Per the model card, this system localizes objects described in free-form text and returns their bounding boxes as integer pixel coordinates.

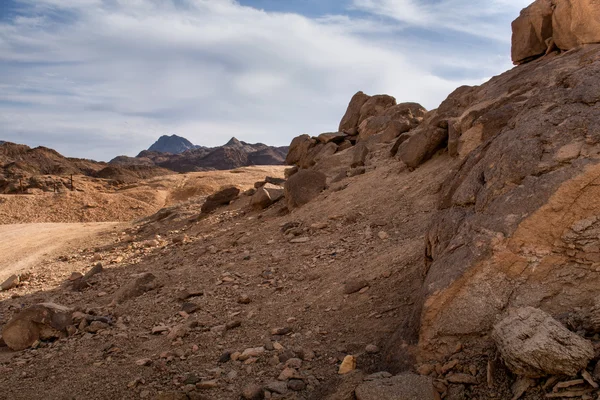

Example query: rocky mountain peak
[224,137,242,147]
[147,134,197,154]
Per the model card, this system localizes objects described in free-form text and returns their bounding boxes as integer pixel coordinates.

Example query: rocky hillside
[3,2,600,400]
[111,137,289,173]
[148,135,199,154]
[0,142,173,193]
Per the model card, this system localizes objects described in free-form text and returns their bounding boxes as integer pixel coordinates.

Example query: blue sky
[0,0,531,161]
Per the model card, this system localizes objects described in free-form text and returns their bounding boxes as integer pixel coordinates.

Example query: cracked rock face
[404,44,600,360]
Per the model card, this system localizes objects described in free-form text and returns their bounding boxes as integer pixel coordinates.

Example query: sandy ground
[0,222,123,282]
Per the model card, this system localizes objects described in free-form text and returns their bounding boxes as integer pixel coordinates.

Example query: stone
[0,275,19,291]
[355,373,435,400]
[238,294,251,304]
[181,302,198,314]
[86,320,109,333]
[338,355,357,374]
[2,303,72,350]
[241,384,264,400]
[278,368,297,381]
[287,379,306,391]
[266,381,288,394]
[135,358,152,366]
[196,380,218,390]
[201,186,240,213]
[112,273,159,305]
[343,279,369,295]
[70,263,103,291]
[286,134,315,166]
[318,132,346,144]
[339,91,371,134]
[351,142,369,168]
[285,358,303,369]
[251,184,284,210]
[271,327,293,335]
[492,307,594,378]
[511,0,553,64]
[446,373,478,385]
[284,169,327,210]
[365,344,379,354]
[239,347,265,361]
[167,324,190,340]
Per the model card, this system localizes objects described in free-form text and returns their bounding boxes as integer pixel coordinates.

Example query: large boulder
[2,303,73,350]
[201,186,240,213]
[553,0,600,50]
[339,91,371,134]
[492,307,594,377]
[251,184,284,210]
[511,0,553,64]
[284,170,327,209]
[358,95,397,125]
[286,134,315,165]
[354,374,435,400]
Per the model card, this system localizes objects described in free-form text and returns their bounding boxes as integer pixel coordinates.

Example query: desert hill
[2,1,600,400]
[111,136,289,173]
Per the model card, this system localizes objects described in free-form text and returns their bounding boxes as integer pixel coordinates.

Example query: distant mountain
[147,134,198,154]
[0,141,173,193]
[0,141,5,145]
[111,137,289,173]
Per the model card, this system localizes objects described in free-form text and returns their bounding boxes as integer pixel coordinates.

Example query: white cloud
[0,0,520,160]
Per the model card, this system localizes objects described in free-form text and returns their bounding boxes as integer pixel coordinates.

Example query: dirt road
[0,223,122,281]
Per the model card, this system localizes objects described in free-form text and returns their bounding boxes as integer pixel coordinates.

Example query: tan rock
[284,169,327,210]
[358,95,396,125]
[553,0,600,51]
[492,307,594,378]
[338,355,357,374]
[511,0,553,64]
[2,303,73,350]
[339,91,371,134]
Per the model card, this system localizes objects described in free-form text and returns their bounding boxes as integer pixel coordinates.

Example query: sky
[0,0,531,161]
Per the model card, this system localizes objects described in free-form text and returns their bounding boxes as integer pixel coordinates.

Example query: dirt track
[0,223,122,281]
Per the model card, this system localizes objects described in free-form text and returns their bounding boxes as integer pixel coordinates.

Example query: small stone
[278,368,297,381]
[238,294,252,304]
[287,379,306,392]
[242,384,264,400]
[273,342,284,351]
[167,324,189,340]
[446,373,478,385]
[266,381,288,394]
[0,275,19,291]
[87,321,109,333]
[364,371,393,381]
[286,358,303,369]
[343,279,368,295]
[136,358,152,366]
[196,380,218,390]
[152,325,169,334]
[239,347,265,361]
[271,327,293,336]
[377,231,389,240]
[226,320,242,330]
[365,344,379,354]
[181,303,198,314]
[339,355,356,374]
[218,351,232,363]
[230,352,242,361]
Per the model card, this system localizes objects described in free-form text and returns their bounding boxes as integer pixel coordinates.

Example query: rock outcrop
[354,374,435,400]
[409,43,600,361]
[512,0,600,64]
